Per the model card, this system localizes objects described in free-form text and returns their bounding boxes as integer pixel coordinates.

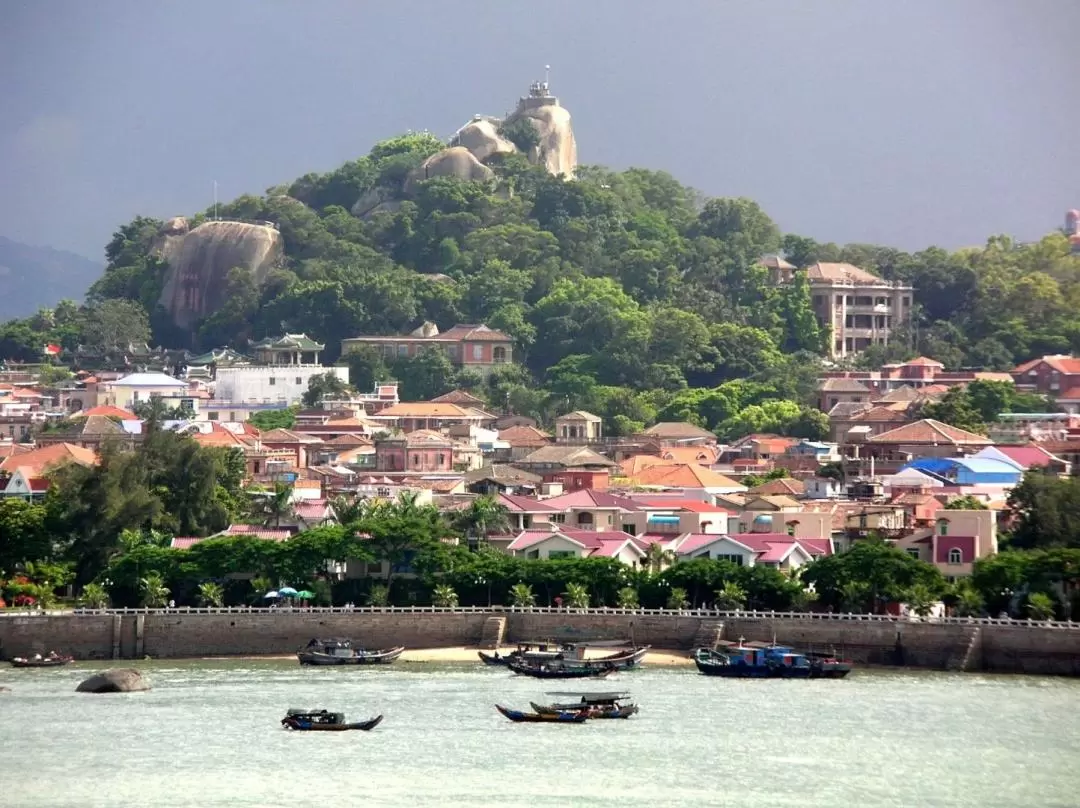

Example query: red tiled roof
[867,419,990,445]
[497,493,560,512]
[540,489,642,511]
[218,525,294,540]
[635,498,729,514]
[78,405,137,419]
[992,445,1062,468]
[506,528,639,554]
[903,356,945,368]
[0,442,98,474]
[1055,386,1080,401]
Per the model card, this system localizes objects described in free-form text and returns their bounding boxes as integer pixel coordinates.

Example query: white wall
[214,366,349,406]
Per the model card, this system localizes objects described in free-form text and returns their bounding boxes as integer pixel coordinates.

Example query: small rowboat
[11,655,73,668]
[297,639,405,666]
[495,704,588,724]
[530,691,639,719]
[281,709,383,731]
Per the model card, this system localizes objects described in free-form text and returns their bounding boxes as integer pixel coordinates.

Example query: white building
[211,334,348,408]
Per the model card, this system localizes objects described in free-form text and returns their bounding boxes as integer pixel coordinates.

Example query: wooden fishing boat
[694,640,851,679]
[508,660,614,679]
[530,691,639,719]
[495,704,589,723]
[297,638,404,666]
[281,708,383,731]
[479,641,648,670]
[10,654,73,668]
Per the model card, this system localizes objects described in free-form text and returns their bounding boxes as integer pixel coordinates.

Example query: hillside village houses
[9,316,1080,598]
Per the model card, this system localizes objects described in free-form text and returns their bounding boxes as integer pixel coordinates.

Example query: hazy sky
[1,0,1077,261]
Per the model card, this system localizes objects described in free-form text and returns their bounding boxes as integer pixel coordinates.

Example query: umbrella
[296,591,315,600]
[263,591,280,599]
[278,586,299,597]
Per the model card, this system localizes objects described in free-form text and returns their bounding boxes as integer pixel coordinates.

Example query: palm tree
[259,482,295,528]
[432,584,459,608]
[714,581,747,611]
[616,586,639,609]
[330,495,366,527]
[643,543,676,575]
[509,583,535,607]
[139,573,170,608]
[79,582,110,609]
[564,582,589,610]
[666,586,690,610]
[197,581,225,607]
[453,496,512,544]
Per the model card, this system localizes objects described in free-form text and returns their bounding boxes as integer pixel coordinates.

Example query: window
[412,454,421,467]
[549,550,576,559]
[948,547,963,564]
[208,412,219,421]
[937,519,949,536]
[436,453,445,467]
[622,523,635,534]
[295,377,302,385]
[527,550,540,559]
[397,345,408,357]
[812,295,823,306]
[253,461,261,474]
[577,512,594,525]
[472,345,483,360]
[550,513,566,523]
[786,521,798,537]
[716,553,744,566]
[268,377,276,386]
[607,514,613,525]
[906,548,920,559]
[493,346,507,363]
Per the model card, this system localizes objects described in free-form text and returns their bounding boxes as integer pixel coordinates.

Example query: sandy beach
[199,647,694,665]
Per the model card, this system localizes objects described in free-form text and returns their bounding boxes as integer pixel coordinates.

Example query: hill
[0,236,102,320]
[2,81,1080,439]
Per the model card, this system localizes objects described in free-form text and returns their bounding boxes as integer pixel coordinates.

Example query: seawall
[2,610,1079,676]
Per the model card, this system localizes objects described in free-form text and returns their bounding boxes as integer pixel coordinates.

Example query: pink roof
[220,525,293,541]
[676,534,742,555]
[677,532,833,560]
[171,537,204,549]
[993,445,1060,469]
[635,498,728,514]
[294,500,331,520]
[498,493,560,512]
[506,528,637,552]
[591,539,643,558]
[539,489,641,511]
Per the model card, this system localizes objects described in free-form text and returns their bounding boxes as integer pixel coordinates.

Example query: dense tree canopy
[4,132,1079,431]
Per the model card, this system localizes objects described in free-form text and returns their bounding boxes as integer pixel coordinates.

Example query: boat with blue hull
[693,640,852,679]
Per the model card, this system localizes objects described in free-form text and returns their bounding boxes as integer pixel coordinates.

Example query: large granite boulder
[404,146,494,194]
[76,668,150,693]
[451,117,517,163]
[506,102,577,178]
[157,220,283,330]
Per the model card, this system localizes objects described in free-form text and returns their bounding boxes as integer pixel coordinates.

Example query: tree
[78,582,110,609]
[509,583,536,607]
[354,492,451,598]
[666,586,690,610]
[254,483,294,528]
[248,407,298,431]
[616,586,639,609]
[367,583,390,607]
[302,372,351,408]
[1005,470,1080,549]
[643,543,676,575]
[918,387,987,434]
[139,573,170,608]
[498,117,541,153]
[944,496,987,511]
[197,581,225,607]
[1026,592,1056,620]
[801,538,946,613]
[341,347,390,393]
[78,299,151,351]
[0,499,50,573]
[390,347,456,401]
[713,581,747,611]
[905,583,938,617]
[451,496,512,543]
[432,584,458,608]
[563,582,590,609]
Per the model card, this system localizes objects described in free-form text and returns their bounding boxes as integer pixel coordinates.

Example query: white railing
[2,606,1077,629]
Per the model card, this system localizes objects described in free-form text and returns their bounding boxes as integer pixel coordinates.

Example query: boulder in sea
[0,686,11,693]
[76,668,150,693]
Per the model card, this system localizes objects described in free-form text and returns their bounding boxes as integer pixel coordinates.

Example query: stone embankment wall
[1,611,1079,675]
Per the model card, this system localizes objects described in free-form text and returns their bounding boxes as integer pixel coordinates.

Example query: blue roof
[902,456,1021,480]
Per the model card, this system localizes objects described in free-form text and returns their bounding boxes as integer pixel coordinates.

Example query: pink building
[341,322,513,377]
[374,430,453,473]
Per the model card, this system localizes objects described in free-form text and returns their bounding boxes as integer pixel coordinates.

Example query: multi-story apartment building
[340,322,513,378]
[767,258,914,358]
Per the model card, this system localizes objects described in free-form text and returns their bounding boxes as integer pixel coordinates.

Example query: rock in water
[157,220,284,330]
[76,669,150,693]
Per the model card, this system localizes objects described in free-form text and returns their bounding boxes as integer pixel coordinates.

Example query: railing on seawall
[4,606,1078,630]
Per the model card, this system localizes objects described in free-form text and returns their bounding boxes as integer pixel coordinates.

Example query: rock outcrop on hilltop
[156,219,283,330]
[406,76,578,193]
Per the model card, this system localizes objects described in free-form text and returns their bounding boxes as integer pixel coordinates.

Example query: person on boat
[32,653,41,661]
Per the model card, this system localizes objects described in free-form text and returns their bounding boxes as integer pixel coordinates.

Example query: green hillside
[3,131,1079,436]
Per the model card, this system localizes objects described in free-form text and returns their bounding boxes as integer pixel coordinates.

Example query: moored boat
[297,638,404,666]
[530,691,639,719]
[508,660,615,679]
[479,641,648,671]
[694,640,851,679]
[495,704,589,723]
[10,653,73,668]
[281,708,383,731]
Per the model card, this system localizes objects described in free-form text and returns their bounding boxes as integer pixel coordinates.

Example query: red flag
[43,344,61,356]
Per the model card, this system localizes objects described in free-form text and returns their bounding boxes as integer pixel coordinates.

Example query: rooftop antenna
[545,64,550,86]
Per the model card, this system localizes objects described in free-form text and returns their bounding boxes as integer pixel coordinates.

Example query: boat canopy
[545,691,631,699]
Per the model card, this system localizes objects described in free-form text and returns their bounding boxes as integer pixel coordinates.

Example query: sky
[1,0,1077,261]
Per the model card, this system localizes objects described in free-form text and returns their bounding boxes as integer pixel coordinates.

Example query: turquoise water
[2,661,1078,807]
